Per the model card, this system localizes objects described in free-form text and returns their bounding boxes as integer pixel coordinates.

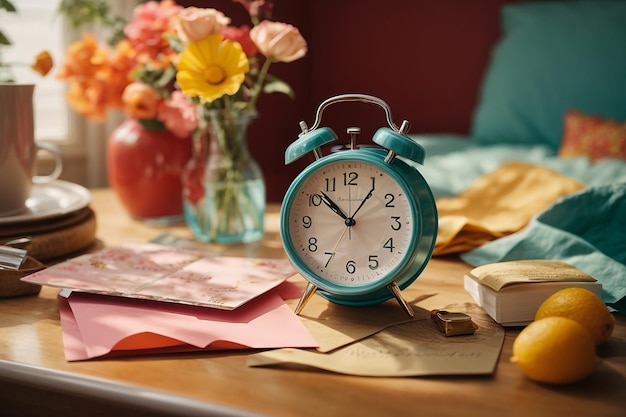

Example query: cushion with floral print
[558,110,626,162]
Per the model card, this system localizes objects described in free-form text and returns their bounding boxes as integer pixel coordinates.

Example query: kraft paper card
[247,303,505,377]
[59,281,318,361]
[291,294,436,352]
[23,242,297,310]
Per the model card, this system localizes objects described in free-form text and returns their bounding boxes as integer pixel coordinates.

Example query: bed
[407,1,626,314]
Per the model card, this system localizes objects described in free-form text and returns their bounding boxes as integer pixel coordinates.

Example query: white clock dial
[286,159,416,291]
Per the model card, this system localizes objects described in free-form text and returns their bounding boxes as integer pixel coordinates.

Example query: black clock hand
[350,187,374,221]
[319,191,349,220]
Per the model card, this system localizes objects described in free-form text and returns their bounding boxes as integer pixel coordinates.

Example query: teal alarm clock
[280,94,438,317]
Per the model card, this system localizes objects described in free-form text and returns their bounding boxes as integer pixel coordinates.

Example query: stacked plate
[0,180,97,263]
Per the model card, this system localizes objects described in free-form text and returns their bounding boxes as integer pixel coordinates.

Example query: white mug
[0,83,63,217]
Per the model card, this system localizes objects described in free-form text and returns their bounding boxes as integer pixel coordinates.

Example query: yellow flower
[175,34,249,103]
[31,50,54,76]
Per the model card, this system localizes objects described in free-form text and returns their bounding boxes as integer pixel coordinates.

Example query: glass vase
[182,110,266,243]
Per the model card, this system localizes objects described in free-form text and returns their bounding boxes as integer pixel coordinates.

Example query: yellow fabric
[433,162,585,255]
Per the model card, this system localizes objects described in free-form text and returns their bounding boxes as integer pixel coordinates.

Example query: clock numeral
[325,177,336,192]
[344,171,358,186]
[302,215,312,229]
[346,260,356,274]
[368,255,379,270]
[383,237,395,252]
[309,193,322,207]
[390,216,401,231]
[308,237,318,252]
[384,193,395,207]
[324,251,334,267]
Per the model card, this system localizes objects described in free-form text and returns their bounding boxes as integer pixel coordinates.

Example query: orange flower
[65,79,108,121]
[103,40,137,110]
[56,33,106,80]
[56,33,110,120]
[57,33,136,119]
[31,51,54,76]
[135,48,177,71]
[122,82,160,119]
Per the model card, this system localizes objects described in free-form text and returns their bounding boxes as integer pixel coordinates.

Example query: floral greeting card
[22,243,298,310]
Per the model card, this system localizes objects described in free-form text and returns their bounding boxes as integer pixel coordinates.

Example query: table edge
[0,359,264,417]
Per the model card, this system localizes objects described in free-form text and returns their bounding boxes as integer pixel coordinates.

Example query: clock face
[283,158,418,295]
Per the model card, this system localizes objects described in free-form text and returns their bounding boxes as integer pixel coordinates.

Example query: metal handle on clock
[299,93,410,135]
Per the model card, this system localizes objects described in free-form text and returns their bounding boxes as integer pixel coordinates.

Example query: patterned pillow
[558,110,626,162]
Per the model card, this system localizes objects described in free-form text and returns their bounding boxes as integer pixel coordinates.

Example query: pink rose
[157,91,198,139]
[176,7,231,44]
[249,20,307,63]
[221,25,258,57]
[122,82,160,120]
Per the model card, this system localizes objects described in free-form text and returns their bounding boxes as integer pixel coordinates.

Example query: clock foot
[295,282,318,315]
[388,281,415,318]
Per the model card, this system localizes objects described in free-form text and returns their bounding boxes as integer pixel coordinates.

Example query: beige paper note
[290,293,435,352]
[247,303,504,377]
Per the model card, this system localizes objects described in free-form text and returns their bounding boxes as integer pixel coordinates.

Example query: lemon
[535,287,615,345]
[511,316,600,384]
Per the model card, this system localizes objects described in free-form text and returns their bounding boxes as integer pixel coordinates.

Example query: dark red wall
[184,0,522,201]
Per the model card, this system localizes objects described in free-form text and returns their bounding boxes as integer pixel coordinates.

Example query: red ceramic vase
[107,118,192,222]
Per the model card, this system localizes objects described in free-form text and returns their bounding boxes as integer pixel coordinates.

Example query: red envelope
[58,281,318,361]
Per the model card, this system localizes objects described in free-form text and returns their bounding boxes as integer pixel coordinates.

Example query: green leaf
[231,101,249,112]
[57,0,125,39]
[0,30,11,46]
[156,65,176,88]
[106,16,127,46]
[0,0,17,13]
[163,33,184,53]
[262,79,295,98]
[138,118,166,131]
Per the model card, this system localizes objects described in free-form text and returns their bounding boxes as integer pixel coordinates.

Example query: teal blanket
[410,135,626,313]
[413,134,626,199]
[462,182,626,314]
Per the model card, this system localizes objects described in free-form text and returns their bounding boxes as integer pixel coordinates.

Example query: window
[4,1,139,187]
[3,0,68,144]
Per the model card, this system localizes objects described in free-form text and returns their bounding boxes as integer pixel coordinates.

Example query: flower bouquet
[56,1,196,222]
[172,1,307,242]
[57,0,307,240]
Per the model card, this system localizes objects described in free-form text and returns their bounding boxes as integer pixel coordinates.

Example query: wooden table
[1,189,624,417]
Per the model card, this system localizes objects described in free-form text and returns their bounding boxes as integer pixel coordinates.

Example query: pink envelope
[59,281,318,361]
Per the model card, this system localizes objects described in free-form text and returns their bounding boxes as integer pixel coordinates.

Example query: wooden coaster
[0,206,93,237]
[1,207,98,262]
[0,256,45,298]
